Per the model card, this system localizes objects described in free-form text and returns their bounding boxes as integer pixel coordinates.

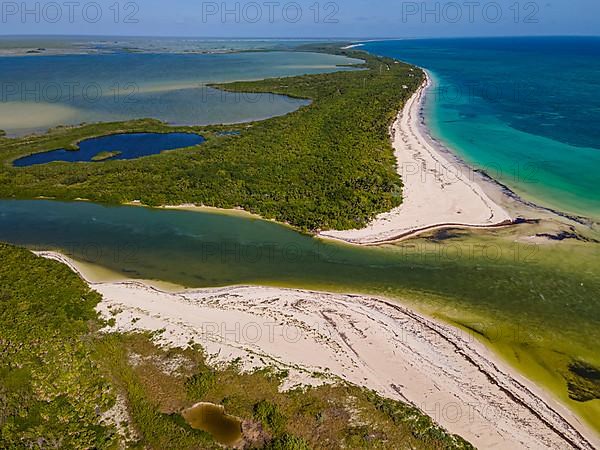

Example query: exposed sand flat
[320,74,512,245]
[37,251,599,450]
[0,102,80,135]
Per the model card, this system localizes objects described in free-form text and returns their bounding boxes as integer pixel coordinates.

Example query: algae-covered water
[182,403,242,446]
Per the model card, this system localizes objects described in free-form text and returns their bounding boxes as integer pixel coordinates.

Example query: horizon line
[1,33,599,40]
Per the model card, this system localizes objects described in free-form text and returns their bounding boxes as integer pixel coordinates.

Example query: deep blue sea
[363,37,600,219]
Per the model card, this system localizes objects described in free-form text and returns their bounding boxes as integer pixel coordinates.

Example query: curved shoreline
[412,70,597,230]
[159,65,596,244]
[148,70,521,246]
[319,72,514,245]
[36,250,600,450]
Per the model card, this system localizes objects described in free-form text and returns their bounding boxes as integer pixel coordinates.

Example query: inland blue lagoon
[362,37,600,219]
[13,132,205,166]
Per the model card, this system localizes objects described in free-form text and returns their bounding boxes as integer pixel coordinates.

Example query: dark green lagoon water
[0,200,596,345]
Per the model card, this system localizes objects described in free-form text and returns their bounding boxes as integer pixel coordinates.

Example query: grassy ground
[0,243,473,449]
[0,243,115,448]
[0,49,423,231]
[91,151,123,162]
[95,332,473,449]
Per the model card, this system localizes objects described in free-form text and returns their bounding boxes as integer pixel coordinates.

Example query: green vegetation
[93,335,219,449]
[0,49,423,231]
[91,150,122,162]
[0,244,115,448]
[184,370,217,400]
[98,334,473,449]
[0,243,473,448]
[254,400,287,434]
[264,434,311,450]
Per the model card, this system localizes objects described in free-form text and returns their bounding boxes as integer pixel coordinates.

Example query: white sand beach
[320,74,513,245]
[37,251,599,450]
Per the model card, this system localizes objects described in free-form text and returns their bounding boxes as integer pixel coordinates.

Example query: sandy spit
[320,73,513,245]
[37,251,598,450]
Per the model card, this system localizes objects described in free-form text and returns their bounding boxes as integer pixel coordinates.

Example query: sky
[0,0,598,37]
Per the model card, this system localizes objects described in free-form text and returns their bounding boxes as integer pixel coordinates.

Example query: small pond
[182,402,243,446]
[13,132,205,167]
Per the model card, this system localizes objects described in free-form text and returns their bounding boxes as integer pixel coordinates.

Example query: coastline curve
[320,71,513,245]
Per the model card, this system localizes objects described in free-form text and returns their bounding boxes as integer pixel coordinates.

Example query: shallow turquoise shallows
[362,37,600,219]
[13,133,204,166]
[0,51,361,137]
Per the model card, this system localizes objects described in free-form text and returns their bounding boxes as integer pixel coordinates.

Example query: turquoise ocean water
[362,37,600,219]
